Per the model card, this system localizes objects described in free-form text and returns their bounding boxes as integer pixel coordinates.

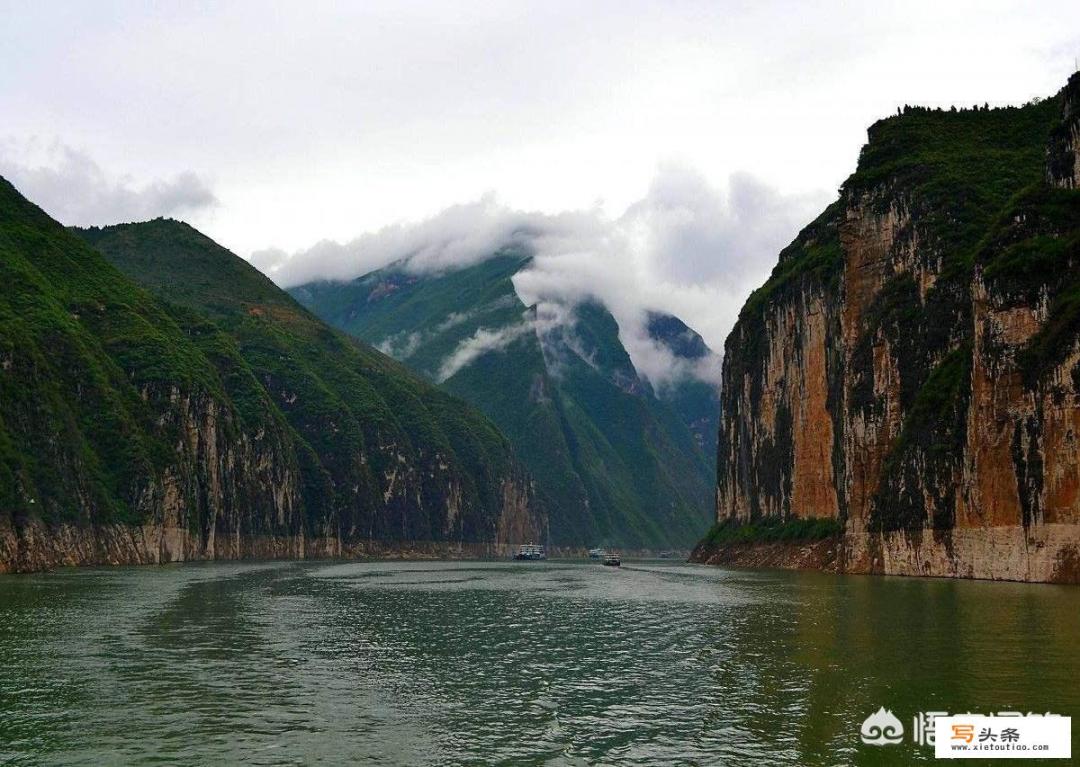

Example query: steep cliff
[0,178,543,573]
[698,73,1080,583]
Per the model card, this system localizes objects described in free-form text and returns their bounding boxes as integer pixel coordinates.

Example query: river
[0,560,1077,765]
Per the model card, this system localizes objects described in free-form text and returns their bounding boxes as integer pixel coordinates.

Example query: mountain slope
[0,176,543,572]
[77,219,543,553]
[291,253,717,548]
[696,73,1080,583]
[0,176,308,570]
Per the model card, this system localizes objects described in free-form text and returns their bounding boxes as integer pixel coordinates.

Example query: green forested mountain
[291,253,718,548]
[0,177,542,572]
[0,177,261,530]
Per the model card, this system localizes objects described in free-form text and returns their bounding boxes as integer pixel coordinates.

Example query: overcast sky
[3,0,1079,352]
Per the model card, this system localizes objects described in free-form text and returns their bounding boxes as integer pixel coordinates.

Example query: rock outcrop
[700,73,1080,583]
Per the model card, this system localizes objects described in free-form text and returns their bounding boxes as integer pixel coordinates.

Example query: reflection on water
[0,560,1077,765]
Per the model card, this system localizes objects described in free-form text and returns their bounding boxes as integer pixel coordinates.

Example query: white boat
[514,544,546,561]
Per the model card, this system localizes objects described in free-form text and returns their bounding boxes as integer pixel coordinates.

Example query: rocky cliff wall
[703,74,1080,583]
[0,371,545,573]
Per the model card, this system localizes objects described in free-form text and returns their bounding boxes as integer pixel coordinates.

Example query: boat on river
[603,553,621,567]
[588,548,605,559]
[514,544,546,561]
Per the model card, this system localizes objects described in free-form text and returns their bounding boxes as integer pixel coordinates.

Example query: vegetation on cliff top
[854,99,1060,265]
[738,98,1061,332]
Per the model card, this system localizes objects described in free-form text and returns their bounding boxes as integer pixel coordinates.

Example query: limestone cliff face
[0,384,304,572]
[0,379,545,573]
[709,74,1080,583]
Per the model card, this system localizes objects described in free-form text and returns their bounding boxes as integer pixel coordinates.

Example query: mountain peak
[645,312,710,360]
[76,218,293,318]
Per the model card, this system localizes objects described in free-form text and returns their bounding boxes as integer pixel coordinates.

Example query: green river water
[0,560,1077,765]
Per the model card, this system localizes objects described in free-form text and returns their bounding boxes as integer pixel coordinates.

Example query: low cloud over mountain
[254,164,829,382]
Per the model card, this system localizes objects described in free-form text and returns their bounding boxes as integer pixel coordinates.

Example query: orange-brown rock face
[717,258,843,525]
[839,197,917,532]
[708,73,1080,583]
[788,292,840,521]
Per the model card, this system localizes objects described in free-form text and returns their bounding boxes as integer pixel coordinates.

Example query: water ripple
[1,561,1078,765]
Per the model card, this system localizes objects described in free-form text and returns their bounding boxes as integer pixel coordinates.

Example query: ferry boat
[602,553,621,567]
[514,544,546,561]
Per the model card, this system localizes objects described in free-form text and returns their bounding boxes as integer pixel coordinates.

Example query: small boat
[587,548,605,559]
[514,543,546,561]
[602,553,621,567]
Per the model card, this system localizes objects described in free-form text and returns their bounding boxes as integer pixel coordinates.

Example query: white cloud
[260,163,828,388]
[436,320,534,383]
[619,333,725,394]
[371,297,521,366]
[253,194,601,287]
[0,139,217,226]
[530,301,587,381]
[0,133,825,389]
[511,165,828,375]
[376,331,424,361]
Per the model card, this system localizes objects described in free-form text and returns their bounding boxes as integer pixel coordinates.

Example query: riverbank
[0,520,497,574]
[689,526,1080,584]
[0,519,680,574]
[689,537,841,573]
